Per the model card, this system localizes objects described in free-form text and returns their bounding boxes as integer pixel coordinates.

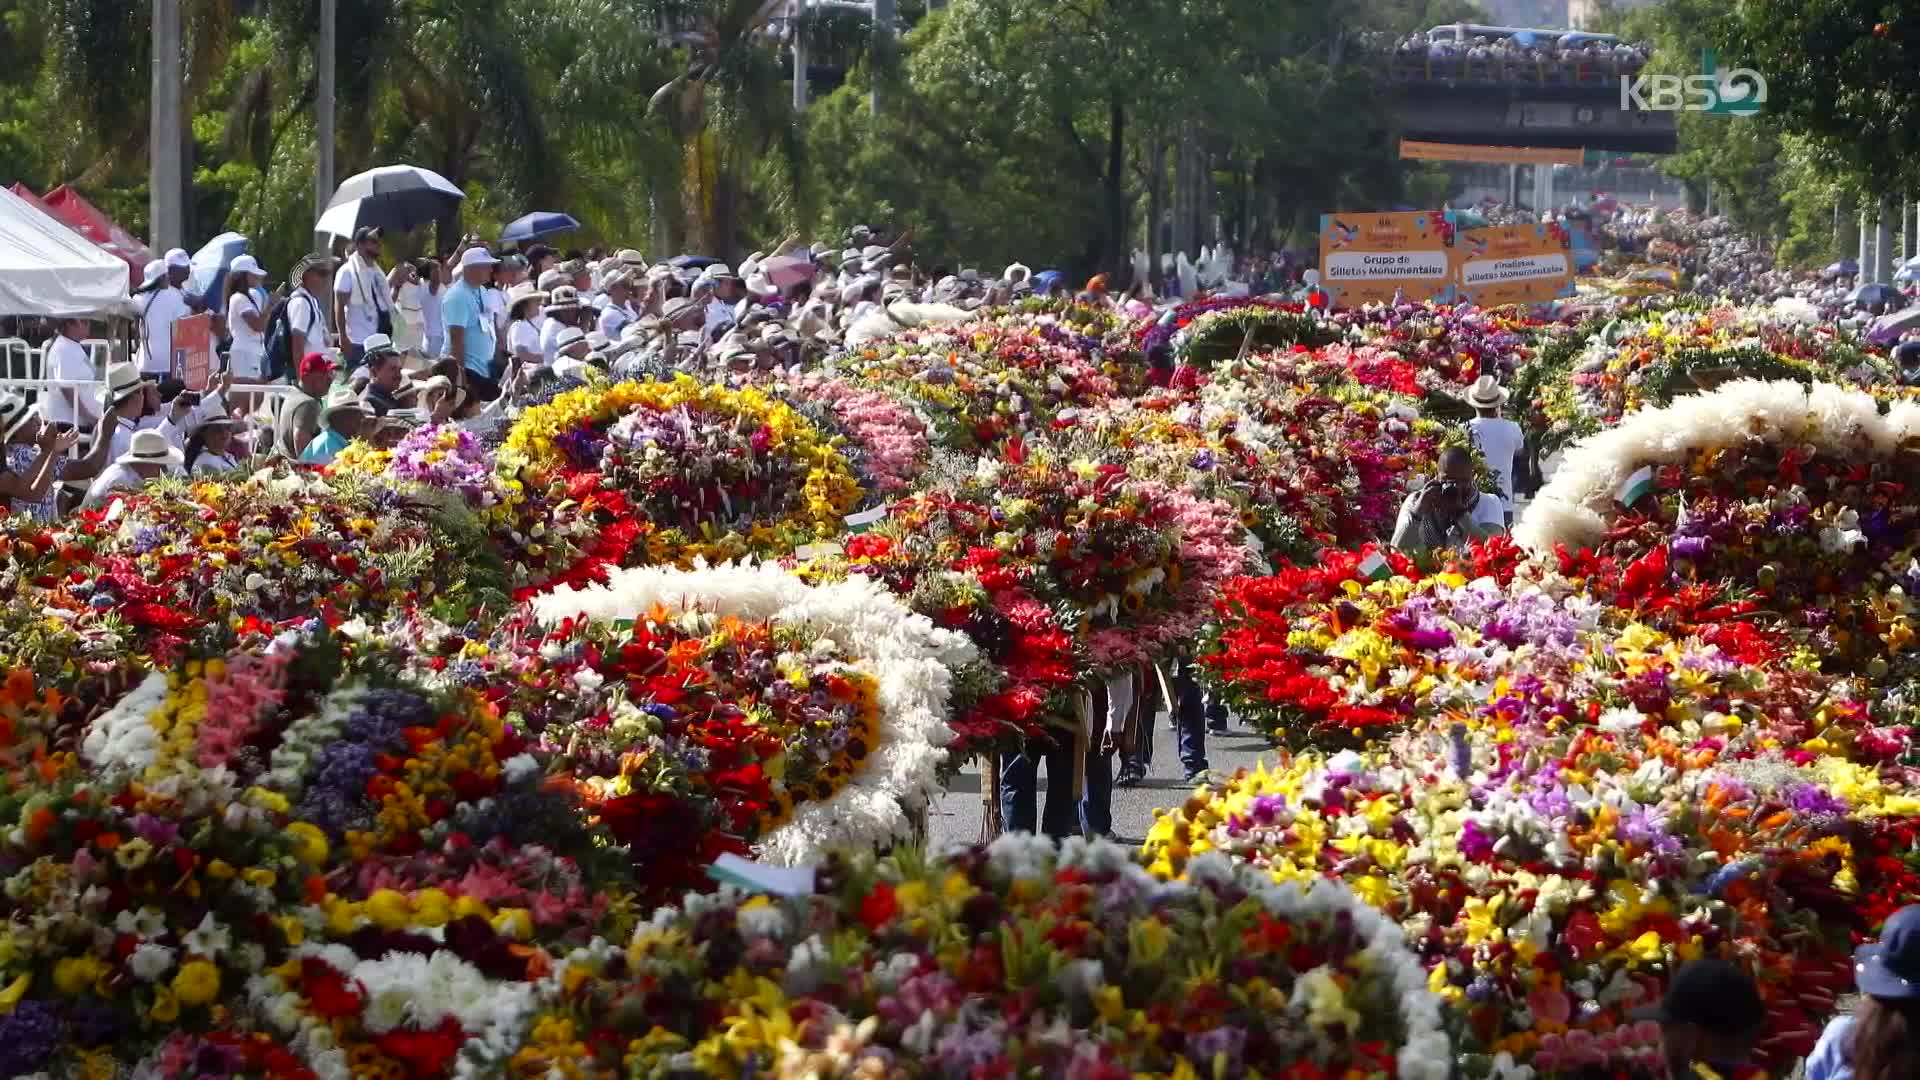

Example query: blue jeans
[1081,672,1133,837]
[999,736,1078,838]
[1173,656,1216,773]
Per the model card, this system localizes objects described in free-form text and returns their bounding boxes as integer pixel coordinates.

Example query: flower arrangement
[0,636,619,1077]
[527,561,976,870]
[534,835,1452,1079]
[834,322,1118,452]
[0,468,507,678]
[498,377,865,581]
[1146,651,1916,1075]
[1518,380,1920,676]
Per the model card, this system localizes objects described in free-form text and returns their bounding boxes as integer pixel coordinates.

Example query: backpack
[261,293,300,382]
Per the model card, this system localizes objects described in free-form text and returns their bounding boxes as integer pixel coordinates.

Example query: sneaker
[1115,764,1146,788]
[1183,767,1218,786]
[1206,722,1228,734]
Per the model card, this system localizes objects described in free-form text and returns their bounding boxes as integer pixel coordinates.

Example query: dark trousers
[999,736,1080,838]
[1172,656,1216,773]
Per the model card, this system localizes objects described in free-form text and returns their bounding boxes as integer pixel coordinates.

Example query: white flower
[572,668,606,693]
[115,906,168,939]
[182,913,231,959]
[128,942,176,982]
[502,754,541,784]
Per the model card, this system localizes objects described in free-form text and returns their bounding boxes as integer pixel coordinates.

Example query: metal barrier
[0,378,303,461]
[0,338,120,382]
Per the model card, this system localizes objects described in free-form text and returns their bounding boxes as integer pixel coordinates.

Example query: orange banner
[1453,222,1577,307]
[1317,212,1458,308]
[1399,140,1585,166]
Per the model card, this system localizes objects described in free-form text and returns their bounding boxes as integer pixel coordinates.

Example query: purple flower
[0,1000,65,1075]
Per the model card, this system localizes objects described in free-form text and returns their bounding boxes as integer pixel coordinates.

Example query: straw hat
[1466,375,1509,408]
[0,391,35,443]
[506,282,548,317]
[100,362,151,409]
[543,286,583,314]
[321,386,368,423]
[117,428,183,469]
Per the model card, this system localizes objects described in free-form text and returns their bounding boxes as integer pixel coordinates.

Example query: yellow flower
[149,986,180,1024]
[412,888,453,927]
[363,889,412,931]
[53,955,108,996]
[284,822,330,866]
[171,960,220,1007]
[492,908,534,941]
[0,973,31,1014]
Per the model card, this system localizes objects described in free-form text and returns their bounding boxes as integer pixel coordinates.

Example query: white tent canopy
[0,184,132,317]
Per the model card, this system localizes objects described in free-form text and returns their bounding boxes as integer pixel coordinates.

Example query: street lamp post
[149,0,184,251]
[317,0,337,221]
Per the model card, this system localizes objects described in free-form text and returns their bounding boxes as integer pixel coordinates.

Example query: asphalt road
[926,711,1281,849]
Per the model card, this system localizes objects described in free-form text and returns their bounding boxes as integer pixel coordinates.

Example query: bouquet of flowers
[498,377,865,581]
[0,468,506,678]
[834,322,1118,452]
[528,835,1453,1079]
[0,635,618,1077]
[1146,663,1917,1076]
[1519,380,1920,676]
[525,561,976,873]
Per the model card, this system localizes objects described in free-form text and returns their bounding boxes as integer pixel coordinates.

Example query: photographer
[1391,446,1506,555]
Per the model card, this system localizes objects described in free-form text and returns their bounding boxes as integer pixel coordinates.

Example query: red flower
[375,1019,466,1076]
[301,957,365,1020]
[859,881,898,930]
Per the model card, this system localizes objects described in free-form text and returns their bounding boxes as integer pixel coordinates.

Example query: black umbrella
[316,165,466,237]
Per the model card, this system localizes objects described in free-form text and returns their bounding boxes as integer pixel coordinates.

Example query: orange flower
[25,806,54,845]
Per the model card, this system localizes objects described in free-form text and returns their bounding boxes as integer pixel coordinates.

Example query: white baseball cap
[229,254,264,277]
[459,246,500,268]
[164,248,192,270]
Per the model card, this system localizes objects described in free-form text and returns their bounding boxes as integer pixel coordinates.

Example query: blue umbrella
[188,232,250,309]
[1896,257,1920,284]
[500,211,581,245]
[668,254,721,270]
[1825,258,1860,277]
[1032,270,1066,291]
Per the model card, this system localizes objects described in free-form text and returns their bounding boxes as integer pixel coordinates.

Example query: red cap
[297,352,337,378]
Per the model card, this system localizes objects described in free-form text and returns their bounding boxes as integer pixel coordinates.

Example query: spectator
[83,428,181,508]
[1807,904,1920,1080]
[42,315,101,430]
[333,226,393,369]
[443,246,502,401]
[360,337,408,417]
[1630,959,1767,1079]
[276,352,337,459]
[225,254,270,382]
[300,388,368,465]
[540,286,586,369]
[137,249,197,377]
[285,254,334,368]
[1465,376,1524,507]
[1390,446,1506,554]
[185,415,245,475]
[0,393,82,513]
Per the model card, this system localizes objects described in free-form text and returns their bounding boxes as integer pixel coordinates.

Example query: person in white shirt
[185,414,245,475]
[83,428,183,509]
[540,287,584,368]
[287,254,335,371]
[138,249,197,377]
[596,270,640,339]
[98,362,232,461]
[415,258,446,357]
[1464,375,1525,508]
[504,282,546,372]
[333,226,392,368]
[1390,447,1507,555]
[42,316,101,430]
[224,254,270,380]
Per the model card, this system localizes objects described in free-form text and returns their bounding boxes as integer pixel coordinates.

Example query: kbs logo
[1621,52,1765,115]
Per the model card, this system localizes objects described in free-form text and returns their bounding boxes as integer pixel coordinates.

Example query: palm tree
[639,0,808,260]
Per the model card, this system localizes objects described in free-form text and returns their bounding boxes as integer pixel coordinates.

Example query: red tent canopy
[31,185,152,289]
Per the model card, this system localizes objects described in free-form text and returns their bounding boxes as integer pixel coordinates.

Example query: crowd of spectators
[1375,30,1652,84]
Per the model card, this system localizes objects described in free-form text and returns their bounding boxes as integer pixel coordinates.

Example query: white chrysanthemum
[127,942,176,982]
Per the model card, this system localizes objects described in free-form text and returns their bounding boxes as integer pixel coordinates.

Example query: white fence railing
[0,338,117,382]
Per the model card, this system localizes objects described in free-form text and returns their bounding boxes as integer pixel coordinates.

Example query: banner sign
[1316,213,1576,309]
[1317,212,1458,308]
[1399,140,1585,166]
[1450,220,1577,306]
[170,313,213,391]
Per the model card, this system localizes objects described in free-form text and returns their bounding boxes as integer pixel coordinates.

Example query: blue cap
[1858,904,1920,1000]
